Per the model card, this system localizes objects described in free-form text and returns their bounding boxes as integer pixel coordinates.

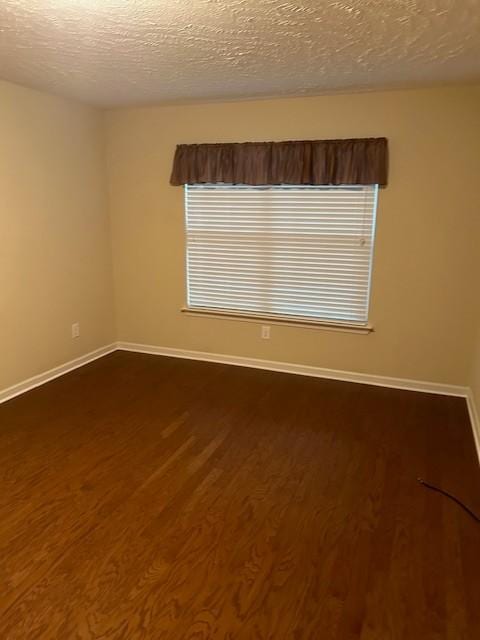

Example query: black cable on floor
[417,478,480,523]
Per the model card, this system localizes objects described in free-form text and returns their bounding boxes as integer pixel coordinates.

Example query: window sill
[181,308,374,335]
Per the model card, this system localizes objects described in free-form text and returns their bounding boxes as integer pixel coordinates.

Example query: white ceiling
[0,0,479,107]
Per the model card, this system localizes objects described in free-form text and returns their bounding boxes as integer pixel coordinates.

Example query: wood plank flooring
[1,351,479,639]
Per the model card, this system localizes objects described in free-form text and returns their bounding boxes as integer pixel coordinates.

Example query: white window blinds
[185,184,378,325]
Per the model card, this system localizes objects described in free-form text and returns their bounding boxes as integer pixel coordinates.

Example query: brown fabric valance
[170,137,388,186]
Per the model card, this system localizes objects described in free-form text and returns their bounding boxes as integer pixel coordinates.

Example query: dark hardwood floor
[1,351,479,639]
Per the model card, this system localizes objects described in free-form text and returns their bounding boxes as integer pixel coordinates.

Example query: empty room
[1,1,480,638]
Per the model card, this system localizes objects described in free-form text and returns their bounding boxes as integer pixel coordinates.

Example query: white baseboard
[466,390,480,464]
[118,341,480,464]
[1,339,477,465]
[116,341,469,398]
[0,344,117,405]
[1,340,468,405]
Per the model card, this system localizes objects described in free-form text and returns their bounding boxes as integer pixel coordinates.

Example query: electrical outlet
[71,322,80,339]
[261,325,270,339]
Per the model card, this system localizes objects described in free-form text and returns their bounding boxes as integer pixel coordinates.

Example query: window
[184,184,378,327]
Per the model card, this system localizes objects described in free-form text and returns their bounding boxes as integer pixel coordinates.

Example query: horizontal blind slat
[189,284,367,302]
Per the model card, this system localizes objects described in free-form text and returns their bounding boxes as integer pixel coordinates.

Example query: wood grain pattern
[1,351,479,639]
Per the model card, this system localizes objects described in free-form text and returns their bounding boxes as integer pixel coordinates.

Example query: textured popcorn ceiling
[0,0,479,107]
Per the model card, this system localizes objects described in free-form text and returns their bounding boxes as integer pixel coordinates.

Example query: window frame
[182,183,378,333]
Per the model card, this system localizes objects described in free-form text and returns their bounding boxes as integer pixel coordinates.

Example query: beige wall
[469,208,480,410]
[468,179,480,417]
[471,328,480,413]
[0,80,115,391]
[3,81,477,393]
[105,85,480,386]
